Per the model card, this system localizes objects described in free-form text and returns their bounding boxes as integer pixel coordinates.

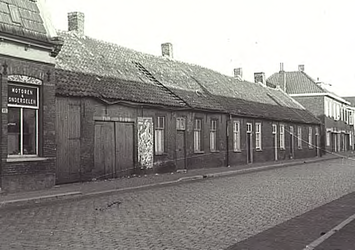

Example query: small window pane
[23,109,37,155]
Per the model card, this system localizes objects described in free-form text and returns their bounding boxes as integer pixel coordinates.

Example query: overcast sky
[45,0,355,96]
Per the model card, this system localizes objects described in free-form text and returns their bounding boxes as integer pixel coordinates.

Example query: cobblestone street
[1,158,355,250]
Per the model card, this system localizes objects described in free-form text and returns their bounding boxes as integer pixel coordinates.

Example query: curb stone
[0,156,343,209]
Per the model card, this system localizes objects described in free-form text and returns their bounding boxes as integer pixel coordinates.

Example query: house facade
[267,64,354,154]
[52,12,321,185]
[0,0,62,192]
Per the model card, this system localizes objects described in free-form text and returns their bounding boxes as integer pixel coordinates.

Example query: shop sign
[8,84,38,107]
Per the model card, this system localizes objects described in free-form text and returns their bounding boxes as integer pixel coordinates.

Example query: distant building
[267,64,353,153]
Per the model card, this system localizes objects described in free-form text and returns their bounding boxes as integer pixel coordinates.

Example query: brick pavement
[1,152,351,208]
[1,157,355,249]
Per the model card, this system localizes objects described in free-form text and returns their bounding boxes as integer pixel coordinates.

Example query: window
[247,123,252,133]
[297,126,302,149]
[176,117,186,130]
[308,127,313,148]
[210,119,217,152]
[8,4,22,25]
[350,111,354,125]
[233,121,241,151]
[194,119,202,152]
[8,84,39,156]
[280,124,285,149]
[272,124,277,134]
[255,123,262,150]
[154,116,165,155]
[326,131,331,146]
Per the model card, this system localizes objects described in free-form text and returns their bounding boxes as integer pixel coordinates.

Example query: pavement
[0,151,353,209]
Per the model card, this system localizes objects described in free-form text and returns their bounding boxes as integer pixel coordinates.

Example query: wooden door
[115,122,134,177]
[94,122,115,179]
[176,131,186,170]
[290,134,294,158]
[273,134,278,161]
[56,98,81,184]
[246,133,253,164]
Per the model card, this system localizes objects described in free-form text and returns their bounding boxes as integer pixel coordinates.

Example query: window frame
[308,126,313,149]
[7,83,40,157]
[297,126,302,149]
[272,124,277,134]
[210,119,218,152]
[255,122,262,150]
[280,124,285,149]
[176,117,186,131]
[233,121,241,152]
[194,118,203,152]
[154,116,165,155]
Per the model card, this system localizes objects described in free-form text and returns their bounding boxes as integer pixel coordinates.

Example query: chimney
[278,62,287,92]
[298,64,305,72]
[161,43,173,58]
[68,12,85,36]
[279,62,284,72]
[233,68,243,79]
[254,72,266,85]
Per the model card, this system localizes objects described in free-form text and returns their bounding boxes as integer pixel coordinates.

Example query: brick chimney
[254,72,266,85]
[298,64,305,72]
[68,12,85,36]
[161,43,173,58]
[233,68,243,79]
[278,62,287,92]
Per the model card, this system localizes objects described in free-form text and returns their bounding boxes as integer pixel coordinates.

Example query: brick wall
[0,56,56,193]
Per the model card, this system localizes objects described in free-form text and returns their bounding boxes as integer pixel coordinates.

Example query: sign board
[8,84,38,108]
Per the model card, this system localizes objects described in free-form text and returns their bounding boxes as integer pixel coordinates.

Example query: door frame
[272,124,278,161]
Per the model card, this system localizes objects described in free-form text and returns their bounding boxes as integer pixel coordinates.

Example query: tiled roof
[55,31,320,124]
[0,0,53,43]
[343,96,355,107]
[267,71,326,94]
[55,69,187,108]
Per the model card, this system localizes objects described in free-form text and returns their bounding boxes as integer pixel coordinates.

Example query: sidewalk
[0,152,353,209]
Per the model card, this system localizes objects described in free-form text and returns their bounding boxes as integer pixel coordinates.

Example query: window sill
[6,157,51,163]
[233,150,242,153]
[255,149,262,152]
[210,150,220,153]
[280,148,286,151]
[298,147,303,150]
[194,151,205,154]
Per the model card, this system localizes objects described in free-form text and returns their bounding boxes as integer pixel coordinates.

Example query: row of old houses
[0,0,352,193]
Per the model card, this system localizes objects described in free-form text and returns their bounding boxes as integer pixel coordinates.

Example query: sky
[45,0,355,96]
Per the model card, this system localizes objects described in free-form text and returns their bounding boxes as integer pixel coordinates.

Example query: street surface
[1,158,355,250]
